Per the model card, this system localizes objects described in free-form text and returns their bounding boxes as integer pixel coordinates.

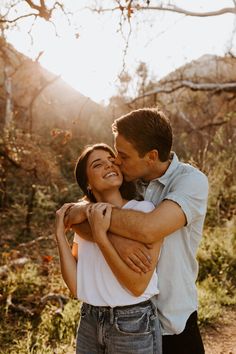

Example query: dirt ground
[202,306,236,354]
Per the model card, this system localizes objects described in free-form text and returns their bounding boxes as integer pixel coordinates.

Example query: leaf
[41,255,53,263]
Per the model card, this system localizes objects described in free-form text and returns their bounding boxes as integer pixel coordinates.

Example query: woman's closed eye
[93,163,102,168]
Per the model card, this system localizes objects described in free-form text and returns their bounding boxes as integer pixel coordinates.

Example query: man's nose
[114,155,121,166]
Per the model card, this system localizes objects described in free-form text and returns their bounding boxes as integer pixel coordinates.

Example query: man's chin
[123,174,132,182]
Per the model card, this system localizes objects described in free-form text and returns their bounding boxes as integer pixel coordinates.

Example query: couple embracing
[55,108,208,354]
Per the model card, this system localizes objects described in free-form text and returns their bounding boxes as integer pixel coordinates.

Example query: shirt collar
[158,152,179,185]
[137,152,179,188]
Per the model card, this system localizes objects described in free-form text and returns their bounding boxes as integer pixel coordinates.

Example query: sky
[4,0,236,104]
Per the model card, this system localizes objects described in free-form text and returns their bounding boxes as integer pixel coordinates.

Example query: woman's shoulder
[123,199,155,212]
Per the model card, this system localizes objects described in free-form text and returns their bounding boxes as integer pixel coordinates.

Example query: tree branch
[128,81,236,104]
[0,257,29,277]
[91,4,236,17]
[0,13,36,24]
[134,4,236,17]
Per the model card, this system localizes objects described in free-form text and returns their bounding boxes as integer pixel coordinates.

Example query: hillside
[0,38,111,143]
[131,54,236,155]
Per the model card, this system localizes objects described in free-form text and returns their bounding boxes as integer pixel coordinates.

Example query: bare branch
[0,257,29,277]
[0,13,37,24]
[134,4,236,17]
[35,50,44,62]
[196,120,229,131]
[25,0,42,12]
[90,3,236,17]
[6,293,35,316]
[40,293,69,307]
[129,81,236,104]
[17,234,54,248]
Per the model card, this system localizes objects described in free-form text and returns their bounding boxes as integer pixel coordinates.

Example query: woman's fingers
[56,203,75,215]
[56,203,75,225]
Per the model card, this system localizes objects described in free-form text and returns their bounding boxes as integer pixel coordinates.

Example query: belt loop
[150,296,158,318]
[110,308,114,325]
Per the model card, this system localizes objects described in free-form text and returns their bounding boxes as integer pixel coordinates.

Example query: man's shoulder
[176,160,208,182]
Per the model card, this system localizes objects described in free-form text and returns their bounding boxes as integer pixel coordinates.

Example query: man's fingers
[128,254,150,273]
[125,258,142,274]
[136,249,152,266]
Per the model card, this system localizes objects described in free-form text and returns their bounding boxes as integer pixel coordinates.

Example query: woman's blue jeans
[76,298,162,354]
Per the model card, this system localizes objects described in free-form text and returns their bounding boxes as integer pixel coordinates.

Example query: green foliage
[198,219,236,324]
[0,261,81,354]
[203,125,236,226]
[0,108,235,350]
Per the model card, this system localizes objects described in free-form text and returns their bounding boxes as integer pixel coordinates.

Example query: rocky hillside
[131,54,236,154]
[0,38,111,143]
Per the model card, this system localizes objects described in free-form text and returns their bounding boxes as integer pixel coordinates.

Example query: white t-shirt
[74,199,159,307]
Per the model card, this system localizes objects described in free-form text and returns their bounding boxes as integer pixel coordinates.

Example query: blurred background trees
[0,1,235,353]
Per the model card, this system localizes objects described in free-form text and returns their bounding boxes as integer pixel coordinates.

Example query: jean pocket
[115,310,152,335]
[80,304,88,319]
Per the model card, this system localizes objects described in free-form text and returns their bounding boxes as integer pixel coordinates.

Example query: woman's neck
[94,189,127,208]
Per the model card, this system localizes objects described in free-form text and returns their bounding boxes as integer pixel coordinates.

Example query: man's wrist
[68,202,90,226]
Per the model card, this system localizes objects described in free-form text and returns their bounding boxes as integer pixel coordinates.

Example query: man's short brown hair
[112,108,172,162]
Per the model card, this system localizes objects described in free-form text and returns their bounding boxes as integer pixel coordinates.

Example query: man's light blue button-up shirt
[140,152,209,335]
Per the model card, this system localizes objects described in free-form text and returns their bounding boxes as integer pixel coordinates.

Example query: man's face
[114,134,150,182]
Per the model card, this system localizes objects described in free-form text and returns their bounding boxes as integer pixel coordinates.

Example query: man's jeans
[76,298,162,354]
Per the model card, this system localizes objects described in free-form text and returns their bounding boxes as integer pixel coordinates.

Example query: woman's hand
[56,203,75,238]
[64,200,90,229]
[86,203,112,244]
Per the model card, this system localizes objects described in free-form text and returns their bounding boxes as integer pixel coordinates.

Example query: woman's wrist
[94,231,109,246]
[56,230,66,241]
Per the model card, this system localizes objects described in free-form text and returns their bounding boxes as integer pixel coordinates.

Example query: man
[67,108,208,354]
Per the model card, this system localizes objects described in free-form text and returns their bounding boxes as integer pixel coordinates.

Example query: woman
[55,143,162,354]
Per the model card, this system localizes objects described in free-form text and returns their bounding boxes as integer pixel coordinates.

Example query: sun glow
[6,0,236,104]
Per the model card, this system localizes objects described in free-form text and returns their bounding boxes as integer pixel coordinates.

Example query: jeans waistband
[82,297,158,325]
[83,297,157,314]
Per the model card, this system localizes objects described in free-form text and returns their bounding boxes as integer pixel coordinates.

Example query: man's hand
[64,200,90,229]
[110,235,153,273]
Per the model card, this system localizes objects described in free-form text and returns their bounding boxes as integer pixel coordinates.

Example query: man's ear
[146,149,159,163]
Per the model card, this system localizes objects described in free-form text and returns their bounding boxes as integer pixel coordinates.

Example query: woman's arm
[87,203,162,297]
[55,203,77,297]
[66,203,153,273]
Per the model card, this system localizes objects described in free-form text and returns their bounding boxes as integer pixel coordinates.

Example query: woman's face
[86,149,123,194]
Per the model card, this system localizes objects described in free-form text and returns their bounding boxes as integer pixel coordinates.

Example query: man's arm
[109,171,208,243]
[109,199,186,244]
[66,203,153,273]
[70,220,152,273]
[66,197,186,244]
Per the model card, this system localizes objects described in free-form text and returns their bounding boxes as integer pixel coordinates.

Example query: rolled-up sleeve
[164,171,209,225]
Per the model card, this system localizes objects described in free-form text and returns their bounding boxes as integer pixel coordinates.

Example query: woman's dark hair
[74,143,139,202]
